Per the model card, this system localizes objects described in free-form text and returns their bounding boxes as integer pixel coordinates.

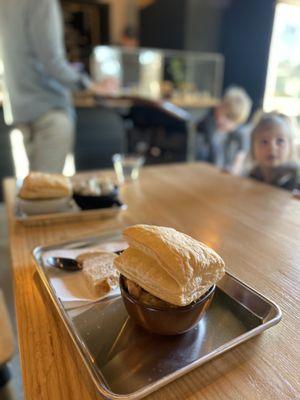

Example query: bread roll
[19,172,72,199]
[114,224,225,306]
[77,251,119,297]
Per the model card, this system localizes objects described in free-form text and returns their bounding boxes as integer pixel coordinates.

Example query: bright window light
[264,2,300,116]
[63,153,76,176]
[10,129,29,179]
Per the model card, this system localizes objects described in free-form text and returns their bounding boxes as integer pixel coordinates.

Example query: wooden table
[4,163,300,399]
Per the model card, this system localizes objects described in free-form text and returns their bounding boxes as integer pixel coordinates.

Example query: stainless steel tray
[15,199,127,226]
[13,177,127,226]
[32,230,281,400]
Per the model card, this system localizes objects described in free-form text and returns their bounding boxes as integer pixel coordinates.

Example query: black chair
[125,102,189,164]
[0,290,14,389]
[75,107,126,171]
[0,109,14,201]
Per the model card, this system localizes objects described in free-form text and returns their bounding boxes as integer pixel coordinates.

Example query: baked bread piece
[114,224,225,306]
[19,172,72,199]
[76,251,119,297]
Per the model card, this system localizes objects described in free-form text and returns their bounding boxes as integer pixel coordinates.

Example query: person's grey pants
[18,109,75,173]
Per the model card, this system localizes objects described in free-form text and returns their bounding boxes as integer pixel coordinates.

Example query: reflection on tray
[70,288,263,395]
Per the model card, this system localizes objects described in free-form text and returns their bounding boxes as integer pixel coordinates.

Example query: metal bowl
[120,275,215,335]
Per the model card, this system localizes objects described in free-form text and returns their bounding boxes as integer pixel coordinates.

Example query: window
[264,1,300,117]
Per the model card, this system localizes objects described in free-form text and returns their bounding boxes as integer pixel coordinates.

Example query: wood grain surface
[4,163,300,400]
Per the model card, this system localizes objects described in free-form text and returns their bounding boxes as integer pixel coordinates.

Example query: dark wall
[140,0,276,112]
[0,109,14,201]
[220,0,276,110]
[140,0,186,50]
[184,0,227,52]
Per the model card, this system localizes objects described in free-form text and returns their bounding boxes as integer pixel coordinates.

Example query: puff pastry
[77,251,119,297]
[19,172,72,199]
[114,225,225,306]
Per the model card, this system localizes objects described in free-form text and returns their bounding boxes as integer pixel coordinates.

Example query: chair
[0,290,14,388]
[125,102,189,163]
[0,110,14,201]
[75,107,126,171]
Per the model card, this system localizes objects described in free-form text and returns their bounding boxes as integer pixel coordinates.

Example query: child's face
[254,125,291,168]
[214,105,238,133]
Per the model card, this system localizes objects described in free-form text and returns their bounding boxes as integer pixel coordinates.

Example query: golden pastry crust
[19,172,72,199]
[114,224,225,306]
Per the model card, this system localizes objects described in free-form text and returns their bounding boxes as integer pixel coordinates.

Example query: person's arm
[27,0,91,91]
[292,166,300,198]
[226,126,250,175]
[228,150,247,175]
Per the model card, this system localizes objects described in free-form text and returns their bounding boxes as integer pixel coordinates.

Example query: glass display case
[90,46,224,109]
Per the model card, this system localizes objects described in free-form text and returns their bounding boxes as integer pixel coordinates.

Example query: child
[248,112,300,191]
[196,86,252,172]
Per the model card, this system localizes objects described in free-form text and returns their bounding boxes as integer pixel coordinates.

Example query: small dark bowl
[73,187,119,210]
[120,275,215,335]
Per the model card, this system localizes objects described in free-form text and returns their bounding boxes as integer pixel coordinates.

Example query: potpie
[114,224,225,306]
[19,172,72,199]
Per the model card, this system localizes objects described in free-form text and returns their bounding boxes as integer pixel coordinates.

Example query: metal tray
[32,230,281,400]
[13,177,127,226]
[15,199,127,226]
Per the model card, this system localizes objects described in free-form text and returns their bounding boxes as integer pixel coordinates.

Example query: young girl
[249,112,300,191]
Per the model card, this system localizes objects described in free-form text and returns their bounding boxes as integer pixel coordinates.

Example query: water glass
[112,154,145,183]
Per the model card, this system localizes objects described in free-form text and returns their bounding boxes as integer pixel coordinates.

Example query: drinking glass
[112,154,145,183]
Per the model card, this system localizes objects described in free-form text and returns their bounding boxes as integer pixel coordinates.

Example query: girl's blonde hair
[250,111,295,162]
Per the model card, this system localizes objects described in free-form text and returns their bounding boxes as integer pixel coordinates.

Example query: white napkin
[42,240,128,309]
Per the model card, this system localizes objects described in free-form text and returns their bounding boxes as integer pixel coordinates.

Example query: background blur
[1,0,300,201]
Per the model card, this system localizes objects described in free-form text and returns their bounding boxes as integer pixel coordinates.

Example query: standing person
[196,86,252,173]
[119,26,139,49]
[0,0,114,173]
[248,112,300,191]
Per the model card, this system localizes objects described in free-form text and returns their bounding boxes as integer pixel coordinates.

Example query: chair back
[75,107,126,171]
[0,109,14,201]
